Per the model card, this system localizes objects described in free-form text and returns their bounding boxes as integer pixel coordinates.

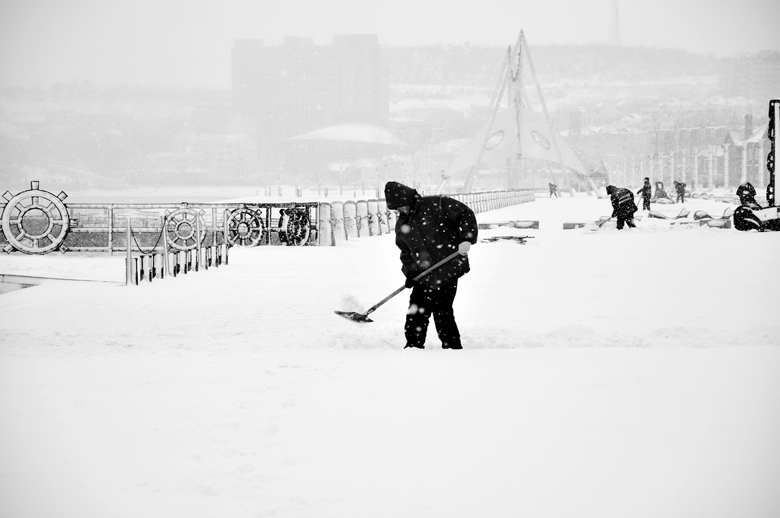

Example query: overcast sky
[1,0,778,88]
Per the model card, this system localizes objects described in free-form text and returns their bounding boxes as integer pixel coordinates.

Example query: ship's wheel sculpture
[226,207,265,246]
[164,207,206,251]
[278,207,311,246]
[2,181,70,254]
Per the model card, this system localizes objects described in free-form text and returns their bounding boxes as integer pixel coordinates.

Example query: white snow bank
[1,194,779,518]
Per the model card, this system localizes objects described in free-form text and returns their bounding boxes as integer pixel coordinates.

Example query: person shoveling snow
[336,182,478,349]
[383,181,478,349]
[606,185,638,230]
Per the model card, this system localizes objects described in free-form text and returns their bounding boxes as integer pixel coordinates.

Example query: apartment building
[232,35,389,162]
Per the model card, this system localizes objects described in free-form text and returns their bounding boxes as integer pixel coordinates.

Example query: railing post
[108,205,114,256]
[162,215,170,277]
[195,216,201,272]
[125,218,132,286]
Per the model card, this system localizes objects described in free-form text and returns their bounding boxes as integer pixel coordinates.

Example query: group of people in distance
[608,176,779,232]
[606,177,693,230]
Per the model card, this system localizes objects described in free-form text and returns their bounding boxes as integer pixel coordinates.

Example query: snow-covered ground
[1,192,779,518]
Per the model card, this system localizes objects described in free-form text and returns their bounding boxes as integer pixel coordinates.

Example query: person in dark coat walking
[674,181,687,203]
[548,182,558,198]
[606,184,638,229]
[636,177,652,211]
[384,181,478,349]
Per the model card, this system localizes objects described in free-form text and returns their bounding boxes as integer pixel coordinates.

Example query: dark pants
[405,279,461,349]
[641,198,650,211]
[616,213,636,230]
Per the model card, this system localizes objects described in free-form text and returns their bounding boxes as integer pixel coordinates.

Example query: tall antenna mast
[513,32,524,188]
[609,0,621,46]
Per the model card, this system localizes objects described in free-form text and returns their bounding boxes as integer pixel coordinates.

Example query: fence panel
[367,199,380,236]
[344,201,358,239]
[329,201,347,243]
[377,200,390,234]
[355,200,369,238]
[318,202,333,246]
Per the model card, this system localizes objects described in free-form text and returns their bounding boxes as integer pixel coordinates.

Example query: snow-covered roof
[724,130,745,146]
[745,125,768,144]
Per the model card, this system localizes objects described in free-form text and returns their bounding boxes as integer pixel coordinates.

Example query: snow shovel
[597,216,613,227]
[335,250,462,323]
[584,216,611,231]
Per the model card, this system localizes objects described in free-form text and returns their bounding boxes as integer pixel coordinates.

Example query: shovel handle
[365,250,462,317]
[410,250,463,282]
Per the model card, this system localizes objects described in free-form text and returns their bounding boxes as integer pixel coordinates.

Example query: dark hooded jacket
[384,181,478,288]
[636,179,651,200]
[737,182,761,209]
[606,185,638,219]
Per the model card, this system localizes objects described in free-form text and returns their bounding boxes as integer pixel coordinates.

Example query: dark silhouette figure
[636,177,652,210]
[384,181,478,349]
[674,181,687,203]
[606,185,638,230]
[734,181,780,232]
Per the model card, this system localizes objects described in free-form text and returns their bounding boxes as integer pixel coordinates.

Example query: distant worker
[736,181,761,209]
[674,181,687,203]
[652,181,672,203]
[733,181,780,232]
[636,177,652,211]
[549,182,558,198]
[606,185,638,230]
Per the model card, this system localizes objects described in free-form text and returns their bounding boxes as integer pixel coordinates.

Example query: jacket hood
[738,182,756,196]
[606,185,616,195]
[384,181,421,210]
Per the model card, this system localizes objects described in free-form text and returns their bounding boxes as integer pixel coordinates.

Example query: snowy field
[1,192,779,518]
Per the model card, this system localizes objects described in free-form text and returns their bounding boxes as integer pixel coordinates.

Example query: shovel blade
[334,310,374,323]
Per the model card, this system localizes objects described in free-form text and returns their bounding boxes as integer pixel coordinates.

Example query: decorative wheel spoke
[164,208,206,251]
[1,182,70,254]
[227,208,264,247]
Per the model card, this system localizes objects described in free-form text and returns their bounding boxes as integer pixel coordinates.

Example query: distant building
[721,52,780,101]
[232,35,389,163]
